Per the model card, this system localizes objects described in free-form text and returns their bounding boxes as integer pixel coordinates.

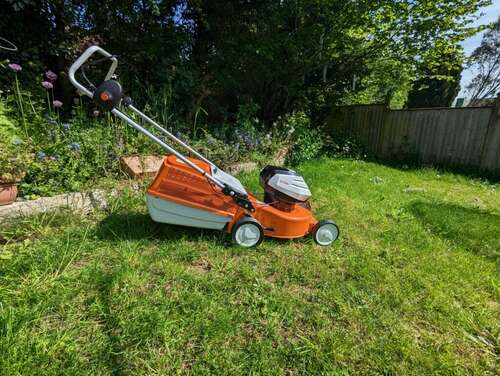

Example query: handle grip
[68,45,118,98]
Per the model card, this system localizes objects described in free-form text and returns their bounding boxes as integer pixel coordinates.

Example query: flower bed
[1,61,357,201]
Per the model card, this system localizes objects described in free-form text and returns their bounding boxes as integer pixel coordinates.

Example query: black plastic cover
[93,80,122,111]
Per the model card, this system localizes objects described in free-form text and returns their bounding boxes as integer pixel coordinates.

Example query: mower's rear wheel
[232,217,264,248]
[312,220,339,246]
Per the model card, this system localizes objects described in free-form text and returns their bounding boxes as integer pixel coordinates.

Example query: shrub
[20,124,122,197]
[323,135,366,159]
[0,140,29,183]
[0,101,19,142]
[285,111,323,165]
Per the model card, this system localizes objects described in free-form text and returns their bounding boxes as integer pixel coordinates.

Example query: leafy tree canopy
[407,45,464,108]
[0,0,492,124]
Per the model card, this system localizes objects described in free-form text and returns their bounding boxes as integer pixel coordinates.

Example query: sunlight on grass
[0,159,498,375]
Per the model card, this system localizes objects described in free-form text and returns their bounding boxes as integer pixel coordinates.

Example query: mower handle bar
[68,46,234,192]
[110,106,225,189]
[69,45,118,98]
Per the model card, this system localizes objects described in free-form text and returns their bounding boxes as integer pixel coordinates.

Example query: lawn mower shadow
[408,201,500,261]
[95,211,309,248]
[95,211,231,246]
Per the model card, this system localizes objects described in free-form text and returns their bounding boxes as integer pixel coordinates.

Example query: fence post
[375,102,390,157]
[479,93,500,172]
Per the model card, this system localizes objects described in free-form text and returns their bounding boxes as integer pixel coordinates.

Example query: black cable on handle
[80,54,119,90]
[81,66,96,90]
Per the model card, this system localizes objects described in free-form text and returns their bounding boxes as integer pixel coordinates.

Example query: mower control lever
[222,184,255,212]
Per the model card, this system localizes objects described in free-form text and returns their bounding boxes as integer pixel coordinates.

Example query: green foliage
[0,140,29,182]
[0,0,491,123]
[286,112,323,165]
[407,45,464,108]
[323,136,366,160]
[19,124,121,198]
[341,57,414,109]
[1,68,289,197]
[0,159,498,374]
[0,64,144,197]
[0,100,19,142]
[0,101,28,182]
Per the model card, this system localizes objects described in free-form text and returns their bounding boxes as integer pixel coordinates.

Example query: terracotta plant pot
[0,182,18,206]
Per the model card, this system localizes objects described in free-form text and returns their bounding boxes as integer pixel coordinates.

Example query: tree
[466,17,500,104]
[406,46,464,108]
[0,0,493,124]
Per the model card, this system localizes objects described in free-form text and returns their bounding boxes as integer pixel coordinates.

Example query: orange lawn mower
[69,46,339,247]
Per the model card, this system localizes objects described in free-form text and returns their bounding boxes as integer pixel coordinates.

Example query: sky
[458,0,500,97]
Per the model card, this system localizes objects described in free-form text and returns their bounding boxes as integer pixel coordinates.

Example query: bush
[285,112,323,165]
[323,135,366,159]
[0,141,29,183]
[0,101,19,142]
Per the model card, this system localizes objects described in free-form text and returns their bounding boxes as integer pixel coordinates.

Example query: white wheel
[313,220,339,246]
[232,218,264,247]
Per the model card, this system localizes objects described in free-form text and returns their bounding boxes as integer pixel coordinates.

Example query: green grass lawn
[1,159,499,375]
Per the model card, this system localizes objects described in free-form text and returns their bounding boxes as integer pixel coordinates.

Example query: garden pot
[0,182,18,206]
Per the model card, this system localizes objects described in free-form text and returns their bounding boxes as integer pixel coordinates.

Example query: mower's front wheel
[232,217,264,248]
[312,220,339,246]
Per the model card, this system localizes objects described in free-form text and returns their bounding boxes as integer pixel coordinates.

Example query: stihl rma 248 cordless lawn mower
[69,46,339,247]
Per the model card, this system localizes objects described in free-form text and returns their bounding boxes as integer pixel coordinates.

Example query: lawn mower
[69,46,339,247]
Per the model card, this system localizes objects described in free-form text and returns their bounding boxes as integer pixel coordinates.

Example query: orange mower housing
[147,155,318,239]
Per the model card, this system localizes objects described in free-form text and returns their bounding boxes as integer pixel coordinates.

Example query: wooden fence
[326,96,500,174]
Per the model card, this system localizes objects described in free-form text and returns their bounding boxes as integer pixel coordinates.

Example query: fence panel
[326,100,500,174]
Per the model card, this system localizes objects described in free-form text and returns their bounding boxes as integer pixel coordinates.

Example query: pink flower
[53,100,63,108]
[41,81,53,89]
[45,70,57,82]
[8,63,22,72]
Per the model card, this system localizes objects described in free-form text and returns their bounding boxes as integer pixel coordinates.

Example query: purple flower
[36,151,46,161]
[13,140,23,145]
[69,142,81,151]
[45,70,58,82]
[53,100,63,108]
[41,81,53,90]
[62,123,70,131]
[8,63,22,73]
